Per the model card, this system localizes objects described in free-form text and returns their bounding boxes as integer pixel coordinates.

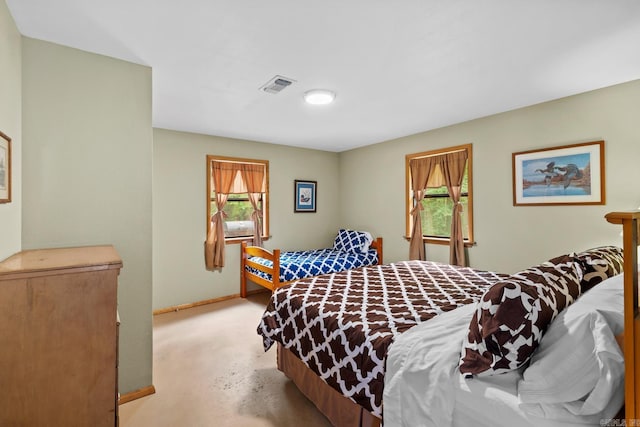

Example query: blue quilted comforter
[247,248,379,283]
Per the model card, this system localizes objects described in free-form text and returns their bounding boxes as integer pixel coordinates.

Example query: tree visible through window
[420,169,470,240]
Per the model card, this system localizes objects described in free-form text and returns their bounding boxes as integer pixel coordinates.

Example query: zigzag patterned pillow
[459,255,583,376]
[575,246,624,291]
[332,229,373,254]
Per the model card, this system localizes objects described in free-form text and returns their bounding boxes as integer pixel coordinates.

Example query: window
[406,144,474,246]
[207,155,269,242]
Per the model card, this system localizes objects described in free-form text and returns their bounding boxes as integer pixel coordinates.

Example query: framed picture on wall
[294,180,317,212]
[512,140,605,206]
[0,131,11,204]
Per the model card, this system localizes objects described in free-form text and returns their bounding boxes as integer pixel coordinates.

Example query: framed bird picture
[512,140,605,206]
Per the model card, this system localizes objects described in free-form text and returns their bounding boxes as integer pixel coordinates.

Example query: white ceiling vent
[260,75,295,94]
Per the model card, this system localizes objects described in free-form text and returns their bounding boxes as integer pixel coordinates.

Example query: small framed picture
[512,140,605,206]
[294,180,317,212]
[0,131,11,204]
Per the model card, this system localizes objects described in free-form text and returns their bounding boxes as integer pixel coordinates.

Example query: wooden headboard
[606,211,640,421]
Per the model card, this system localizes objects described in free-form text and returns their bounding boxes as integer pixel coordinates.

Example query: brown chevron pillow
[575,246,624,291]
[459,255,583,376]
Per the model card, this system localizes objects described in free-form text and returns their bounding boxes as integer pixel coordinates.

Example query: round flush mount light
[304,89,336,105]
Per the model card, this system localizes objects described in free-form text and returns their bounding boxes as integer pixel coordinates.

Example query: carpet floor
[119,292,332,427]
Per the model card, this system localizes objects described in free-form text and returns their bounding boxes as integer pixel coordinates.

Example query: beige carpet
[119,292,332,427]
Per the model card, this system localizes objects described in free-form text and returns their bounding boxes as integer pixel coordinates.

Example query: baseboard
[153,289,270,315]
[119,385,156,405]
[245,288,270,297]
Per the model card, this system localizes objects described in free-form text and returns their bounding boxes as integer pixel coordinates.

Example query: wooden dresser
[0,245,122,427]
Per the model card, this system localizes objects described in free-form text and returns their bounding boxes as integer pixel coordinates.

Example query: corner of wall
[0,0,23,260]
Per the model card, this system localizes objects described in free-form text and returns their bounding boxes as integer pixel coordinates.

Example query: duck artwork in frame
[512,140,605,206]
[0,131,11,204]
[294,180,317,213]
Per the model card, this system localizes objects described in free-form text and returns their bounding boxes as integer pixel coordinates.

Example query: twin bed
[240,229,383,298]
[255,213,638,426]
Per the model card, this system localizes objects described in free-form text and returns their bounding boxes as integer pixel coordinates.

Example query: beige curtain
[239,164,266,247]
[408,157,438,260]
[439,151,468,266]
[204,162,239,269]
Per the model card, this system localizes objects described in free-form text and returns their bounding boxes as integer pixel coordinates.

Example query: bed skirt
[277,344,381,427]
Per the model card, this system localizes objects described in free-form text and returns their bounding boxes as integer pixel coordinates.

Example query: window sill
[224,236,270,245]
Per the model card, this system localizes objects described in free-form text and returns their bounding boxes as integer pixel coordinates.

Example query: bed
[240,229,383,298]
[257,216,632,426]
[258,260,511,425]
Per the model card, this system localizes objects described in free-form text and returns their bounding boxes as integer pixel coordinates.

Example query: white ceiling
[7,1,640,152]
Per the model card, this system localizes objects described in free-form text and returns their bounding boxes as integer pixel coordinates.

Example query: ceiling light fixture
[304,89,336,105]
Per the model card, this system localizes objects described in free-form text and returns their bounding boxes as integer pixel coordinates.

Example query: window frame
[206,155,269,244]
[405,143,474,247]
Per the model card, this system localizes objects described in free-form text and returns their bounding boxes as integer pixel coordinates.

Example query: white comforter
[383,274,625,427]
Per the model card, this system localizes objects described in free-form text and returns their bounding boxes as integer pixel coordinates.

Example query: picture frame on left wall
[0,131,11,204]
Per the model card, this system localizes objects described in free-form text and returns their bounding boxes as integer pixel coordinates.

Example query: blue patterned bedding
[247,248,379,283]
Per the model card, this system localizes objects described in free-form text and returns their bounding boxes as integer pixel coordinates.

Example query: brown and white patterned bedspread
[257,260,509,417]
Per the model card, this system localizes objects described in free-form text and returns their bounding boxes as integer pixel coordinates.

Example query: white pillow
[517,273,624,415]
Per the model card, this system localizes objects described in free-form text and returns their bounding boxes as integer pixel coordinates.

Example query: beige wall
[21,38,153,394]
[0,0,21,260]
[339,79,640,273]
[153,128,341,309]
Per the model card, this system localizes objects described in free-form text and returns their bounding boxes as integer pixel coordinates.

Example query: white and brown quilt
[257,260,509,417]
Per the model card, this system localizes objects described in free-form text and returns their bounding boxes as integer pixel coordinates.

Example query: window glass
[210,193,263,238]
[421,164,469,239]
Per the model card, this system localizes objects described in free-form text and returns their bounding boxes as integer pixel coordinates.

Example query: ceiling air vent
[260,75,295,94]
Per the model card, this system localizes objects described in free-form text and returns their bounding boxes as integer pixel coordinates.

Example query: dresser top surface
[0,245,122,276]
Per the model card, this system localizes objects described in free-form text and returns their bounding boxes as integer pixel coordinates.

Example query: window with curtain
[406,144,474,246]
[206,156,269,241]
[205,155,269,269]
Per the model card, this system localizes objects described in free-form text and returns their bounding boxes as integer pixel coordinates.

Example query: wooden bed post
[272,249,281,288]
[240,241,248,298]
[374,237,383,265]
[606,211,640,422]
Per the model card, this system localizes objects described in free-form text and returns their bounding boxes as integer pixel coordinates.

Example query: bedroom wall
[21,38,153,395]
[152,128,340,310]
[339,79,640,274]
[0,1,21,260]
